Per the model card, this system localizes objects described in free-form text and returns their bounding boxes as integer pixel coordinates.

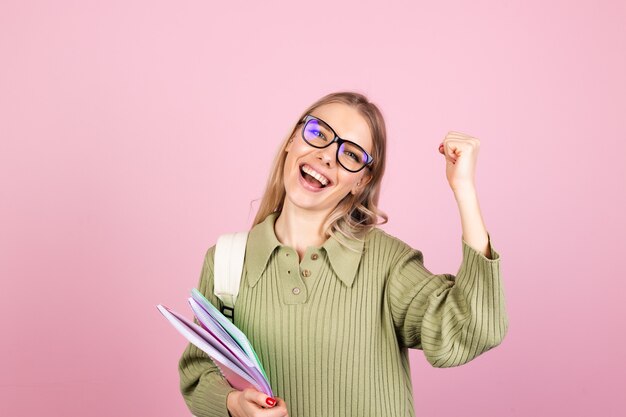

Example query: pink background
[1,0,624,416]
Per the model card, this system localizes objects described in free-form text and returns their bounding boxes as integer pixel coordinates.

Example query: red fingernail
[266,397,276,407]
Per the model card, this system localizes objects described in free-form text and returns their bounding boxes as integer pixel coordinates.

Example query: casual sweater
[178,212,508,417]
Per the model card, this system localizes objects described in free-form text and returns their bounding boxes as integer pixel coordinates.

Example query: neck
[274,202,331,260]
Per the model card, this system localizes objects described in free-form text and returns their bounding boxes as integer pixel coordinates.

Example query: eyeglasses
[300,114,374,173]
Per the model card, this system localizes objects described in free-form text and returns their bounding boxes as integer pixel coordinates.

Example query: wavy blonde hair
[252,91,388,251]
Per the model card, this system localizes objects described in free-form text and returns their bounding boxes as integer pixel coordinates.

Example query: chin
[284,186,329,213]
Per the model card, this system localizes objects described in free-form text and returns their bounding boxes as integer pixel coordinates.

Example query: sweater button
[292,287,301,295]
[311,253,319,260]
[302,269,311,277]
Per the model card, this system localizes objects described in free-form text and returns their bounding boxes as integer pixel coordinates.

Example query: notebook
[157,289,273,397]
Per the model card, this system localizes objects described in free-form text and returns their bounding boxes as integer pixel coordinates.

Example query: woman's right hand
[226,388,289,417]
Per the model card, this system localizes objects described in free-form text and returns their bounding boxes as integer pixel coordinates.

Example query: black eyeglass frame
[300,114,374,173]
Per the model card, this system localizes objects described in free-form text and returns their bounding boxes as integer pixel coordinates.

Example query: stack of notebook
[157,288,273,397]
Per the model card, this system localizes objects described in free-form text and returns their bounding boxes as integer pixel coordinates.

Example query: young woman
[178,92,508,417]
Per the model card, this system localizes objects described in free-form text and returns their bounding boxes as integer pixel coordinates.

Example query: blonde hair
[252,91,388,251]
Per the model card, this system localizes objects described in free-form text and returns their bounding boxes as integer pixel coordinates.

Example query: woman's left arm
[386,132,508,367]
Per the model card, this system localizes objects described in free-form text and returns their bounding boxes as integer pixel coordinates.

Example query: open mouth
[299,164,331,189]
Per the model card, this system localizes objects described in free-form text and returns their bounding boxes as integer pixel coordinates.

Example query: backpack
[213,232,249,321]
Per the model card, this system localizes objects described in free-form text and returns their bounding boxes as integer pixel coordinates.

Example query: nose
[316,145,336,167]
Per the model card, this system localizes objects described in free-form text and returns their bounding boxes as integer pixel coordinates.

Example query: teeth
[302,165,329,186]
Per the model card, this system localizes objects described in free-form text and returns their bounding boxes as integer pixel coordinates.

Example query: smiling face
[282,102,374,215]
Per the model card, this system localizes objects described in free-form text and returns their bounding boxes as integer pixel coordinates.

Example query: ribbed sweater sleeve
[178,246,237,417]
[387,233,508,367]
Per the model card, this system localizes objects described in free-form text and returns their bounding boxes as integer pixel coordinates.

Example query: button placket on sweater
[279,247,322,305]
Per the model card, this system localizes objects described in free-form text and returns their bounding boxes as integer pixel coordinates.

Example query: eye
[313,129,327,141]
[305,120,329,142]
[344,150,360,162]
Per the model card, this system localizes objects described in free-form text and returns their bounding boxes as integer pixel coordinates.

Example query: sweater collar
[246,212,364,288]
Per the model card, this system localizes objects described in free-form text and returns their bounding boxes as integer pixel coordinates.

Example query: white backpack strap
[214,231,249,320]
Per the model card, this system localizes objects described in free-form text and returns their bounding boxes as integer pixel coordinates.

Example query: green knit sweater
[178,212,507,417]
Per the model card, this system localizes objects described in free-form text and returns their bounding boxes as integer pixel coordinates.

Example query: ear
[351,173,373,195]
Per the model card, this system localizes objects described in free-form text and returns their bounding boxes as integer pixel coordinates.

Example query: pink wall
[1,0,624,416]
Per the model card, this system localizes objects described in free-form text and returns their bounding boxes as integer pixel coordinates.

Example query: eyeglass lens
[303,118,369,172]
